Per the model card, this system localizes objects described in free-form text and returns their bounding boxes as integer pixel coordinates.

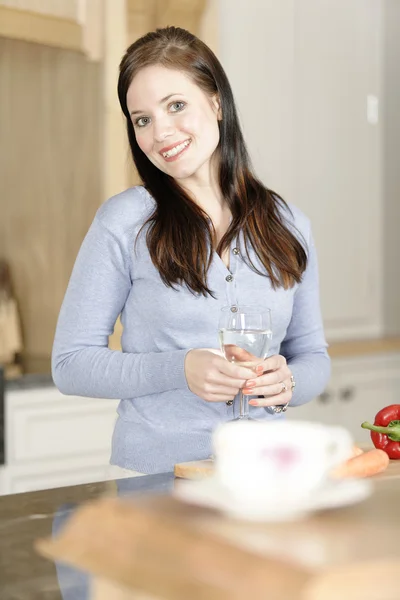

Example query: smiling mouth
[161,139,192,160]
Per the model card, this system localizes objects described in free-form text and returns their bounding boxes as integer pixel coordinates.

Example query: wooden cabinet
[0,0,83,53]
[0,0,106,60]
[0,0,80,20]
[288,353,400,444]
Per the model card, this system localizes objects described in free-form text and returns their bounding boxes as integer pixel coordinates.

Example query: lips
[160,138,192,161]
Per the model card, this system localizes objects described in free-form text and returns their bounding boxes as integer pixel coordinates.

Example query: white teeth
[162,139,191,159]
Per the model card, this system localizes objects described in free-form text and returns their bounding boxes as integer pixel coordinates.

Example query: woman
[52,26,330,475]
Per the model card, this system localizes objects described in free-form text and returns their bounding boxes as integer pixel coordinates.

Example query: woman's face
[126,65,221,184]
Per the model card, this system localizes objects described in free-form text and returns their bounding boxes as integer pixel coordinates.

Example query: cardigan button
[232,247,240,255]
[225,274,233,282]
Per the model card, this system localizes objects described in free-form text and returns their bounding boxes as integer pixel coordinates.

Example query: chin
[166,165,198,181]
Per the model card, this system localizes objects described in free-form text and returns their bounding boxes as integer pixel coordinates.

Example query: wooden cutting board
[174,459,214,479]
[174,455,400,481]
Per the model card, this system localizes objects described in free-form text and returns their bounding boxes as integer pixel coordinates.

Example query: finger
[214,376,255,390]
[206,348,225,357]
[249,367,292,388]
[248,390,292,407]
[205,369,255,390]
[262,355,286,372]
[206,393,238,403]
[219,360,260,381]
[225,346,259,363]
[244,380,290,397]
[208,384,240,396]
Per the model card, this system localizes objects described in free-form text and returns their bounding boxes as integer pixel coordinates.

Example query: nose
[153,117,175,143]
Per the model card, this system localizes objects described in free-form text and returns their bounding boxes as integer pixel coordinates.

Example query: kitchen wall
[383,0,400,334]
[0,36,102,373]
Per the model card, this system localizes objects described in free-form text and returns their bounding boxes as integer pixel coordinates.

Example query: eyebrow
[129,93,182,117]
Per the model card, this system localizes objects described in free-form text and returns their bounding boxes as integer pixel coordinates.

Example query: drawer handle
[339,386,355,401]
[318,391,332,404]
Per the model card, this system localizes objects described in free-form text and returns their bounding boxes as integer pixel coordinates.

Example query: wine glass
[218,306,272,419]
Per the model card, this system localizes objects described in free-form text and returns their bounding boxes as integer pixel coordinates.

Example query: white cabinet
[288,353,400,444]
[2,386,120,495]
[292,0,383,341]
[220,0,385,342]
[6,388,118,463]
[2,457,113,495]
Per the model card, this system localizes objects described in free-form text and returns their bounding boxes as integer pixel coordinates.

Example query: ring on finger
[279,381,287,394]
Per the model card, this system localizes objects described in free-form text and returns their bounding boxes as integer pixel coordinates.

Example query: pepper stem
[361,421,400,441]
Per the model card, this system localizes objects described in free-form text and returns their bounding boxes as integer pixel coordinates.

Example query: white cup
[213,420,353,517]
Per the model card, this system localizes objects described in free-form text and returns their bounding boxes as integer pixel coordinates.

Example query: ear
[212,94,222,120]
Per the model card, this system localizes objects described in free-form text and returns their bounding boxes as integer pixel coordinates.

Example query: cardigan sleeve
[279,227,331,407]
[52,215,190,399]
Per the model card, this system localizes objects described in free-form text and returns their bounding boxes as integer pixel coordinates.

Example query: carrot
[352,445,364,457]
[330,448,389,479]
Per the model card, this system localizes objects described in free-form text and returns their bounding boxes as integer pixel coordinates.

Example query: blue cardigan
[52,186,330,473]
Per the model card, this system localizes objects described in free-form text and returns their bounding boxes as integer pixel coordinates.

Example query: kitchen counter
[2,462,400,600]
[328,336,400,358]
[0,472,175,600]
[5,372,54,390]
[2,462,400,599]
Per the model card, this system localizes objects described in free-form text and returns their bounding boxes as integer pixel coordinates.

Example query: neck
[176,156,229,226]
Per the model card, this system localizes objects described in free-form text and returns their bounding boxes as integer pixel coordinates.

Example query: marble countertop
[0,472,175,600]
[5,372,55,391]
[3,464,400,600]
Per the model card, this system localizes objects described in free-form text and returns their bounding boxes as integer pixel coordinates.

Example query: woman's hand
[243,354,294,408]
[184,349,261,403]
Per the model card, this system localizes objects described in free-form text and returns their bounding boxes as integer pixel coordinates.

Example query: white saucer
[174,475,373,522]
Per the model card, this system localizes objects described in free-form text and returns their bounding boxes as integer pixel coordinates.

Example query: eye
[134,116,151,128]
[169,101,186,113]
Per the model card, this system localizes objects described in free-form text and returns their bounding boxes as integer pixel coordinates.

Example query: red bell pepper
[361,404,400,459]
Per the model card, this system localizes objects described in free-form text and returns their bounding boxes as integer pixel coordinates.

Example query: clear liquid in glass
[218,328,272,366]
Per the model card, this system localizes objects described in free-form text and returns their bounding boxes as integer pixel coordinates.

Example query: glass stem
[239,390,249,419]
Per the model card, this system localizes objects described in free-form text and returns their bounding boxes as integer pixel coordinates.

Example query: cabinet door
[293,0,383,340]
[0,467,10,495]
[6,387,119,465]
[3,457,105,495]
[220,0,383,340]
[333,354,400,444]
[287,389,339,427]
[3,456,141,495]
[287,353,400,445]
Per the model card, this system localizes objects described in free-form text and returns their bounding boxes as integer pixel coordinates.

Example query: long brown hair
[118,26,307,296]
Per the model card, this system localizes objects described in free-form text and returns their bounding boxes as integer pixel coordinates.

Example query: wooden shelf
[0,5,82,52]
